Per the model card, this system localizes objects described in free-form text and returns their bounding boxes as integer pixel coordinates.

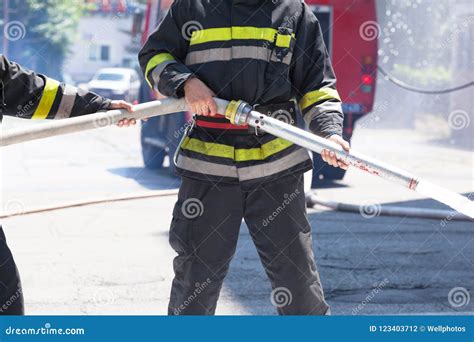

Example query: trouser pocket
[169,202,193,256]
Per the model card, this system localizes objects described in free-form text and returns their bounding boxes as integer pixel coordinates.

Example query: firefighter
[139,0,350,315]
[0,54,135,315]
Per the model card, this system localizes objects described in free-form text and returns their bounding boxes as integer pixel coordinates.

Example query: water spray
[1,98,473,219]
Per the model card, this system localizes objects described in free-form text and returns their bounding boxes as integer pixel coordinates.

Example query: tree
[5,0,83,79]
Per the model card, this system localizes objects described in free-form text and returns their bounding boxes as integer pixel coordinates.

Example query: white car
[87,68,140,102]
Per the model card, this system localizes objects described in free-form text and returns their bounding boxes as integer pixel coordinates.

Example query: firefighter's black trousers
[168,174,329,315]
[0,226,24,315]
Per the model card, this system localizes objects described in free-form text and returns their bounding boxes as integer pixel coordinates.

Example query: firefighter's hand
[321,135,350,170]
[108,100,141,127]
[184,77,217,116]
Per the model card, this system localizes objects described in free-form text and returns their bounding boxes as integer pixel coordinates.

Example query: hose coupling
[224,100,252,126]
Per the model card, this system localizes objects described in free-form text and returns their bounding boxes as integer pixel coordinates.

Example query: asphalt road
[1,116,473,315]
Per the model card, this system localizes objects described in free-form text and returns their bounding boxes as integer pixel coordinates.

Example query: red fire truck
[139,0,378,186]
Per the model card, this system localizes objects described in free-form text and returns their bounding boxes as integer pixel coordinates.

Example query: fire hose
[1,98,473,219]
[1,189,470,221]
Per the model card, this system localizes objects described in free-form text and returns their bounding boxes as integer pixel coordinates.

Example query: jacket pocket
[261,27,295,102]
[269,27,296,66]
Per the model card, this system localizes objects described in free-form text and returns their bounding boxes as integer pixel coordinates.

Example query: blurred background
[1,0,473,315]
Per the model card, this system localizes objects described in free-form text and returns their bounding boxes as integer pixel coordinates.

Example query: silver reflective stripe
[55,84,77,119]
[233,46,272,61]
[303,101,343,127]
[176,155,239,178]
[186,48,232,65]
[151,60,177,91]
[185,46,292,66]
[270,52,293,65]
[177,148,309,181]
[238,148,310,181]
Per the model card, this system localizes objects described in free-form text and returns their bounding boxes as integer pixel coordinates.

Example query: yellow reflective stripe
[181,136,294,162]
[275,34,292,48]
[182,136,234,159]
[235,138,293,162]
[32,78,60,120]
[299,88,341,111]
[145,53,175,86]
[232,27,277,42]
[191,27,231,45]
[190,26,294,47]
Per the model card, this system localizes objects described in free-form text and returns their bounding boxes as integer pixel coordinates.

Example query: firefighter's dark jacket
[0,55,110,121]
[139,0,343,138]
[139,0,344,186]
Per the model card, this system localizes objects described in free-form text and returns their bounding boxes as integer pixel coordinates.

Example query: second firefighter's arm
[138,0,193,98]
[0,55,113,120]
[291,4,344,139]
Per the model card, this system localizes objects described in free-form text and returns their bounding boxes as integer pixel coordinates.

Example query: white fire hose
[1,98,473,219]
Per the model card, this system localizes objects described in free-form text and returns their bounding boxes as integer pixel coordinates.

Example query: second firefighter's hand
[184,77,217,116]
[108,100,140,127]
[321,135,350,170]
